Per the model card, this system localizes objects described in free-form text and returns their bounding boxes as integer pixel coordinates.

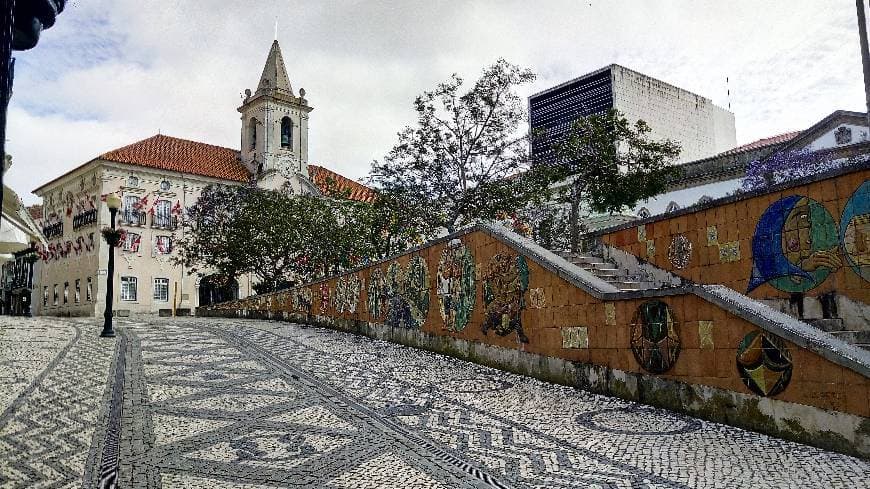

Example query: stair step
[829,330,870,344]
[806,318,846,332]
[589,268,621,277]
[857,344,870,352]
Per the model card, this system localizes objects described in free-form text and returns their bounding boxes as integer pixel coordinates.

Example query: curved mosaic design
[748,196,840,293]
[385,257,430,329]
[482,253,529,343]
[436,244,476,332]
[840,180,870,283]
[736,331,793,397]
[575,407,702,435]
[630,300,680,374]
[366,268,386,320]
[667,235,693,269]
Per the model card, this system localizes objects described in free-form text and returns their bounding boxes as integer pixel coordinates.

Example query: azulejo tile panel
[436,243,476,332]
[736,330,793,397]
[630,300,681,374]
[482,253,530,343]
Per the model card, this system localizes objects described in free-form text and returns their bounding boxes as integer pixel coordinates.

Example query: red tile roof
[99,134,250,182]
[36,133,377,204]
[26,204,42,220]
[719,131,801,156]
[309,165,377,203]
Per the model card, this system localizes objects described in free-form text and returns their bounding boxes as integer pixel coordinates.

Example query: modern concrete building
[30,40,374,317]
[530,64,736,163]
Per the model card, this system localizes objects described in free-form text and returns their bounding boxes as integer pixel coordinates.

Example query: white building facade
[31,40,369,317]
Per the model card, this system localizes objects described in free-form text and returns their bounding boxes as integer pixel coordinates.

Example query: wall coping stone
[586,159,870,238]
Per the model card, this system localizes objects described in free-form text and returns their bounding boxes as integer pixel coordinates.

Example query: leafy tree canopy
[370,59,551,234]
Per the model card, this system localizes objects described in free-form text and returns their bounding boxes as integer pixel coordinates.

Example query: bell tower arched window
[281,117,292,149]
[249,117,257,150]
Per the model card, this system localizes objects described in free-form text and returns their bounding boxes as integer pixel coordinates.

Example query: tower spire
[256,40,293,96]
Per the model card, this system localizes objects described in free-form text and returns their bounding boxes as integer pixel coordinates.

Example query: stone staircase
[554,247,870,352]
[553,250,659,292]
[808,319,870,352]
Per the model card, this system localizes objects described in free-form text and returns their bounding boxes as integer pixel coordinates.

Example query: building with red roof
[30,40,375,317]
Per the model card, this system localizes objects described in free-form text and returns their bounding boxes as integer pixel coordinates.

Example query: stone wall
[595,165,870,330]
[201,223,870,457]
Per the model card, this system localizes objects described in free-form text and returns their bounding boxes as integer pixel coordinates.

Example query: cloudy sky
[6,0,867,204]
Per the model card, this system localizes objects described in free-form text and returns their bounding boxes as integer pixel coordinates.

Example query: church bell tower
[238,40,313,193]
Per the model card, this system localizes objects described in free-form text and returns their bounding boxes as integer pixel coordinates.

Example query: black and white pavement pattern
[0,316,868,488]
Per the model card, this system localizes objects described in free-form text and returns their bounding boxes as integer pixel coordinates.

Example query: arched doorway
[198,274,239,307]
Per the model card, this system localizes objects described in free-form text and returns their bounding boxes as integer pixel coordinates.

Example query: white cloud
[7,0,867,204]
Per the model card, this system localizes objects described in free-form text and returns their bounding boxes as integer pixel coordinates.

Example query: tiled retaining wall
[200,224,870,457]
[594,165,870,329]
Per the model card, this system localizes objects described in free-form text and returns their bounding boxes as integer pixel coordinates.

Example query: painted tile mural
[749,196,841,292]
[436,243,476,332]
[383,257,430,329]
[667,235,692,269]
[335,275,361,314]
[366,268,386,320]
[319,283,330,313]
[736,331,793,397]
[292,288,312,314]
[482,253,529,343]
[840,180,870,283]
[630,300,680,374]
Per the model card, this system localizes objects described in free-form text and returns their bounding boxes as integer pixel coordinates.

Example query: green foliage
[539,109,682,249]
[176,182,429,294]
[370,59,550,233]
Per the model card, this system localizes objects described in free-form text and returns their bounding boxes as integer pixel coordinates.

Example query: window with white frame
[120,276,137,301]
[154,278,169,302]
[127,175,139,187]
[160,180,171,191]
[75,279,80,303]
[122,232,141,252]
[123,195,139,223]
[155,235,172,254]
[86,277,92,302]
[154,200,172,227]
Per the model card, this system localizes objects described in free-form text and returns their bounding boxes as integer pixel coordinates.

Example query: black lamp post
[101,193,121,338]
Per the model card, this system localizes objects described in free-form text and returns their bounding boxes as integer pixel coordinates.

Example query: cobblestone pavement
[1,317,869,488]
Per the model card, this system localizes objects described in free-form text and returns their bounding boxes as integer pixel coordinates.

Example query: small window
[86,277,93,302]
[127,175,139,187]
[53,285,58,306]
[122,232,141,252]
[63,282,69,304]
[160,180,171,191]
[75,279,81,303]
[121,276,137,301]
[43,286,48,307]
[154,278,170,302]
[281,116,292,149]
[249,117,257,150]
[155,235,172,254]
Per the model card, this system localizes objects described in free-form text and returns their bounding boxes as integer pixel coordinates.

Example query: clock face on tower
[278,156,296,179]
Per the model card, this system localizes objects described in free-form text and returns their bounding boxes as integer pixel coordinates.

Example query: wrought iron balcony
[150,215,178,231]
[42,222,63,240]
[72,208,97,230]
[120,210,146,227]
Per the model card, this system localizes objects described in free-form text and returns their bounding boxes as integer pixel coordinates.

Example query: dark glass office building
[529,67,613,162]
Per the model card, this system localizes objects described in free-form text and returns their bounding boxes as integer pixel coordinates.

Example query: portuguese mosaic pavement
[0,316,868,488]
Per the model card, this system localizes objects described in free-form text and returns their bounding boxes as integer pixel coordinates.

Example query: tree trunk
[569,186,581,253]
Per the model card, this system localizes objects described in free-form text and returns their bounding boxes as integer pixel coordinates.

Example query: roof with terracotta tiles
[719,131,801,156]
[99,134,250,183]
[308,165,377,203]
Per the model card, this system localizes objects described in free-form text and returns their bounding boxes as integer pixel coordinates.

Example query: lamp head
[106,193,122,211]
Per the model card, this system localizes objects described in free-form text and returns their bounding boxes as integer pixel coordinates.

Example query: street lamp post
[101,194,121,338]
